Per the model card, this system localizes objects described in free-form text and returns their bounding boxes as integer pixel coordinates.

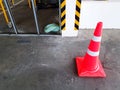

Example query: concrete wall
[80,1,120,29]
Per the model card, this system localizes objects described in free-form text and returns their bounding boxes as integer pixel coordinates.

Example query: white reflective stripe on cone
[92,36,102,42]
[87,49,99,56]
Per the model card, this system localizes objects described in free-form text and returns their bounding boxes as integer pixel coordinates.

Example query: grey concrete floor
[0,29,120,90]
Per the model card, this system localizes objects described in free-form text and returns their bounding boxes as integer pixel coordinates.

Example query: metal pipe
[31,0,40,34]
[4,0,18,34]
[59,0,61,31]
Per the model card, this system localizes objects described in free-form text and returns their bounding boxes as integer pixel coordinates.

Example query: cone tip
[97,22,103,26]
[94,22,103,36]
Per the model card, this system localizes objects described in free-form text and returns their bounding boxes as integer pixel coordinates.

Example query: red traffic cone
[75,22,106,77]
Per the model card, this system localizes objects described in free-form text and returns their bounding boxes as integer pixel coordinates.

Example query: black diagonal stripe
[60,0,66,30]
[74,0,81,30]
[75,15,79,22]
[61,0,64,3]
[61,6,65,13]
[75,24,79,29]
[78,0,81,3]
[61,24,65,29]
[76,5,80,12]
[61,15,65,22]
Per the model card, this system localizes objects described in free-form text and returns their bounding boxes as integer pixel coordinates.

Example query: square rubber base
[75,57,106,77]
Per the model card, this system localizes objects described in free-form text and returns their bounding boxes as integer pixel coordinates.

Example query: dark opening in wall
[36,0,60,35]
[0,0,60,35]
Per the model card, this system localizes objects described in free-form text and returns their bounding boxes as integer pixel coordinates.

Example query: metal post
[4,0,18,34]
[31,0,40,34]
[59,0,61,31]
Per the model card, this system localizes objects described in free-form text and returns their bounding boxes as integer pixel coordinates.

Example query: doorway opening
[36,0,60,35]
[0,0,60,35]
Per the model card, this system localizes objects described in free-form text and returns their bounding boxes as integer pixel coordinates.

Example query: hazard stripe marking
[61,0,66,31]
[74,0,81,30]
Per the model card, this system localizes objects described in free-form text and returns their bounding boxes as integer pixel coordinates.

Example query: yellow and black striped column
[74,0,81,30]
[60,0,66,31]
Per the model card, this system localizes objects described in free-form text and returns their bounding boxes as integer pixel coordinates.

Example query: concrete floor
[0,29,120,90]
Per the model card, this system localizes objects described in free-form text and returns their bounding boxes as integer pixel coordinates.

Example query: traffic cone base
[76,57,106,77]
